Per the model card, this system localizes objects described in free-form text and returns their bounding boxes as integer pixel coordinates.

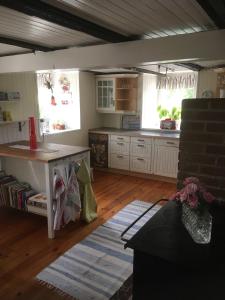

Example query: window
[37,70,80,134]
[142,72,197,129]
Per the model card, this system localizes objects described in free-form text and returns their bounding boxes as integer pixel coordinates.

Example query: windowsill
[42,128,81,136]
[141,128,181,134]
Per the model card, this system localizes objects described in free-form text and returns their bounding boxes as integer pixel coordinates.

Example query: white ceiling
[47,0,216,38]
[0,0,223,72]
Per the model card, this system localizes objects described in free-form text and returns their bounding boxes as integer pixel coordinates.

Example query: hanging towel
[77,160,97,223]
[64,162,81,224]
[53,171,66,230]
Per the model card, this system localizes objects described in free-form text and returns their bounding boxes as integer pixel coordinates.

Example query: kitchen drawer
[110,141,130,155]
[110,135,130,143]
[131,136,152,145]
[110,153,129,170]
[155,138,179,148]
[130,143,151,158]
[130,156,150,173]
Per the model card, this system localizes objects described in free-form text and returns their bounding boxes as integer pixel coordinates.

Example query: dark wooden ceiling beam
[196,0,225,29]
[0,36,54,52]
[0,0,133,43]
[175,62,204,71]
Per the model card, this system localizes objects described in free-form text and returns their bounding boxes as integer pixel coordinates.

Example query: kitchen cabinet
[109,135,130,170]
[96,78,115,112]
[153,139,179,178]
[115,77,137,112]
[130,136,152,173]
[96,75,138,113]
[108,134,179,178]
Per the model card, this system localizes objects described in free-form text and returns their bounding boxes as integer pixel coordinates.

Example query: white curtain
[141,74,158,129]
[157,72,197,90]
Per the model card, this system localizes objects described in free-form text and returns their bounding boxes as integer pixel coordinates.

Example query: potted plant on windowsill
[157,105,181,130]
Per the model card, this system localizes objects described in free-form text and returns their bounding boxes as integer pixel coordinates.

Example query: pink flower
[185,183,198,194]
[187,193,198,208]
[203,192,215,203]
[183,177,200,186]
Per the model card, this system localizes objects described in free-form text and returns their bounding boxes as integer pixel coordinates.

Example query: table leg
[45,163,55,239]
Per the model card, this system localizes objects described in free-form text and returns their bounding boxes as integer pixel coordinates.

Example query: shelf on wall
[0,100,20,103]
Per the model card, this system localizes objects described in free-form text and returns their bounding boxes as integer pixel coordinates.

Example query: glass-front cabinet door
[96,78,115,112]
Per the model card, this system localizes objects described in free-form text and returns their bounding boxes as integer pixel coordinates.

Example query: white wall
[0,72,39,121]
[0,71,102,146]
[196,70,217,98]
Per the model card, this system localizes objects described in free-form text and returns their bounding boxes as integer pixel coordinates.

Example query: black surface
[126,201,225,300]
[196,0,225,29]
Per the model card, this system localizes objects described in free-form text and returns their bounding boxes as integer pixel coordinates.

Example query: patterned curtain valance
[157,72,197,90]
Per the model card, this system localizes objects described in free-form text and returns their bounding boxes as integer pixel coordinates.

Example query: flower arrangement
[170,177,215,211]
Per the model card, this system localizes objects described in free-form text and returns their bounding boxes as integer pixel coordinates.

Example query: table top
[126,201,225,266]
[0,141,90,163]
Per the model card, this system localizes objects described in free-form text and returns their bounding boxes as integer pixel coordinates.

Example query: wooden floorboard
[0,170,176,300]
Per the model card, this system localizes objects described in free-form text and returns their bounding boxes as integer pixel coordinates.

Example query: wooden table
[0,141,90,238]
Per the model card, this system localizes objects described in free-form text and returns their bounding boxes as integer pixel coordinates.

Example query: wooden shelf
[115,77,137,111]
[0,100,20,103]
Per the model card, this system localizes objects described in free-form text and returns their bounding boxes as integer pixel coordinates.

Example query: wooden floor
[0,170,176,300]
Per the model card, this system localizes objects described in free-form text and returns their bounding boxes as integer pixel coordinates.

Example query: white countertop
[89,128,180,140]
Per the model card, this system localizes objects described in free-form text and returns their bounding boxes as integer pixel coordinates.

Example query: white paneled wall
[0,119,41,144]
[0,72,39,121]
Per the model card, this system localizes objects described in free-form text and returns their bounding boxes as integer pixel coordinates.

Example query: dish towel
[77,160,97,223]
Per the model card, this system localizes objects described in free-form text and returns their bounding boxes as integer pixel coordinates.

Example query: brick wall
[178,98,225,200]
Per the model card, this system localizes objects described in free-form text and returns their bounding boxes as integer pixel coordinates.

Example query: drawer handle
[137,158,145,161]
[117,155,123,159]
[166,141,175,145]
[117,142,124,145]
[137,144,145,147]
[137,139,145,142]
[117,137,124,140]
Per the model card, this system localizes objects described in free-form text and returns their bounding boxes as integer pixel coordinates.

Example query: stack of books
[27,193,47,217]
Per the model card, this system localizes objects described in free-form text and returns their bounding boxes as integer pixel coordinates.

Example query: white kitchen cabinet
[110,153,130,170]
[96,74,138,113]
[130,142,152,158]
[153,139,179,178]
[110,140,130,155]
[130,156,150,173]
[109,133,179,178]
[96,78,115,112]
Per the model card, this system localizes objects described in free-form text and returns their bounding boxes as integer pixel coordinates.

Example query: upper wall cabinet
[96,74,138,113]
[96,77,115,112]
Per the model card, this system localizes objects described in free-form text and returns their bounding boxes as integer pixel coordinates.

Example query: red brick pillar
[178,98,225,200]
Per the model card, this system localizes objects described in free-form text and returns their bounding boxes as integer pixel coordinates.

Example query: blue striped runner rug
[36,200,161,300]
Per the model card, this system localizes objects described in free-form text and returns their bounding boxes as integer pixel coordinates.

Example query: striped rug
[36,200,160,300]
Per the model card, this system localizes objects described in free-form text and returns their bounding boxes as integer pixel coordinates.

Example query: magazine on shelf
[28,193,47,204]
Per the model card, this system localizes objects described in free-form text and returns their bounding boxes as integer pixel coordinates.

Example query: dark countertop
[88,127,180,140]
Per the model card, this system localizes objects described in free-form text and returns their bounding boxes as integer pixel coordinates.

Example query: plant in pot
[157,105,181,130]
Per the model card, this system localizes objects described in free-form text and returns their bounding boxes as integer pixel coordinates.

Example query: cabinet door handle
[166,141,175,145]
[137,144,145,147]
[117,155,123,159]
[137,158,144,161]
[117,142,124,146]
